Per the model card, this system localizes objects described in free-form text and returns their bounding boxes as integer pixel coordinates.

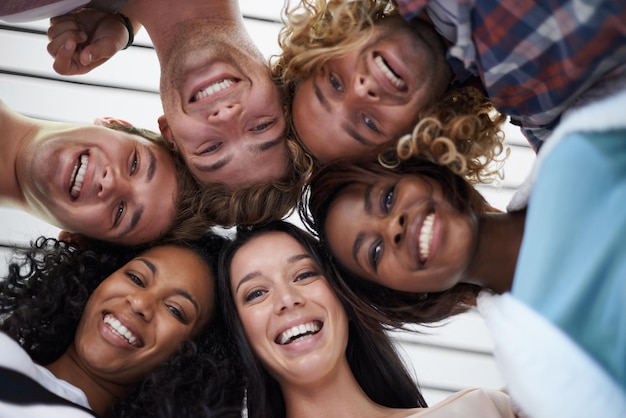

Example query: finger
[52,39,81,75]
[47,16,83,40]
[47,31,87,58]
[79,47,94,67]
[79,33,125,67]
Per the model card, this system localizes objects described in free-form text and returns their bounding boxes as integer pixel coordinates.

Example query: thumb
[79,35,123,66]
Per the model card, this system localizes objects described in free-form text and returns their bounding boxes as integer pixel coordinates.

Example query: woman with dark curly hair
[0,234,244,418]
[272,0,506,171]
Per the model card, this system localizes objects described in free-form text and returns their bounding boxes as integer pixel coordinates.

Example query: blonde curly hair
[390,87,508,184]
[273,0,394,102]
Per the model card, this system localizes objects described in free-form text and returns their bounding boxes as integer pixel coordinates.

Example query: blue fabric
[512,129,626,392]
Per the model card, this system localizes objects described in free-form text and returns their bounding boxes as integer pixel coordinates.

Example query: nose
[274,284,305,314]
[352,73,379,101]
[98,166,129,200]
[97,167,115,199]
[127,290,154,322]
[208,102,242,122]
[384,211,406,248]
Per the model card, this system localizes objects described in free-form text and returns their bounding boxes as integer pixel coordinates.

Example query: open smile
[417,212,435,264]
[190,77,240,103]
[275,320,322,345]
[408,208,436,268]
[103,313,143,347]
[373,52,407,92]
[69,152,89,200]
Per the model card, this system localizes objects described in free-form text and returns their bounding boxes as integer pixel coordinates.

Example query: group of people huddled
[1,0,625,417]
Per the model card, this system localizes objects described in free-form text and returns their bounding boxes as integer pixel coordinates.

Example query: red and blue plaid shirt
[397,0,626,150]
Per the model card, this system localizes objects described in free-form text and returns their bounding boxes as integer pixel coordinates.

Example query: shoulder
[0,332,37,376]
[403,388,516,418]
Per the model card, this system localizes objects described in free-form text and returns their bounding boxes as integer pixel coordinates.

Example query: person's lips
[69,152,89,201]
[373,52,408,92]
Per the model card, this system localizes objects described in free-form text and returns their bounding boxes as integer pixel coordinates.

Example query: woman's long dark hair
[0,235,244,418]
[301,157,489,329]
[218,221,427,418]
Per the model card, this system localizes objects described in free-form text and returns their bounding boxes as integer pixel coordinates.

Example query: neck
[280,360,406,418]
[0,100,34,208]
[46,346,127,417]
[463,210,526,293]
[120,0,244,60]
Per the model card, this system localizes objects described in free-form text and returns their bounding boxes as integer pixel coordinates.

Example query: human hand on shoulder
[46,8,135,75]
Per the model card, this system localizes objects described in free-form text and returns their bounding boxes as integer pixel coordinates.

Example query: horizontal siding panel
[397,341,504,393]
[0,73,162,129]
[391,311,495,353]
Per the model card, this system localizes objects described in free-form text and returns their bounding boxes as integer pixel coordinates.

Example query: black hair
[218,221,427,418]
[0,235,244,418]
[302,157,487,328]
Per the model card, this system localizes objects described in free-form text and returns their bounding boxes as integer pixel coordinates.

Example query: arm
[46,8,141,76]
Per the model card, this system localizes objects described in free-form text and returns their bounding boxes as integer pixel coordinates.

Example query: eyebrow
[195,131,285,173]
[234,252,311,293]
[351,185,373,266]
[341,122,377,146]
[252,132,285,153]
[195,154,233,173]
[313,79,376,147]
[174,288,199,315]
[288,253,310,263]
[118,145,155,237]
[122,206,144,236]
[235,271,261,294]
[313,79,332,113]
[137,258,199,314]
[145,145,157,182]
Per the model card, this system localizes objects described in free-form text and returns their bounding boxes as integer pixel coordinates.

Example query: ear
[158,114,177,151]
[94,116,132,127]
[58,230,89,249]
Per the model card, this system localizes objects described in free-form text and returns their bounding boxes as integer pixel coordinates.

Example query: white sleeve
[477,292,626,418]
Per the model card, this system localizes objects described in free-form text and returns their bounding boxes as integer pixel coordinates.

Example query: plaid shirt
[396,0,626,149]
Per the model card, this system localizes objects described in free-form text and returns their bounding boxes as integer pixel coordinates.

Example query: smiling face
[324,173,475,293]
[292,16,451,162]
[73,245,213,385]
[230,231,349,386]
[18,125,178,245]
[159,22,289,188]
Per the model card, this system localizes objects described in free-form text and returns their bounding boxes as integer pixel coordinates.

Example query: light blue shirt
[512,128,626,392]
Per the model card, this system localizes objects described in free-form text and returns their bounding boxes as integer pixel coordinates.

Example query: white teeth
[419,213,435,261]
[277,322,321,345]
[69,154,88,199]
[374,54,406,90]
[103,314,138,346]
[193,78,234,101]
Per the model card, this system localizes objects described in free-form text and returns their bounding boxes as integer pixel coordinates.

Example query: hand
[47,8,130,75]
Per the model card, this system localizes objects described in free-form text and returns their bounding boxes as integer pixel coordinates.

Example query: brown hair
[187,135,311,228]
[107,123,311,238]
[301,157,489,328]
